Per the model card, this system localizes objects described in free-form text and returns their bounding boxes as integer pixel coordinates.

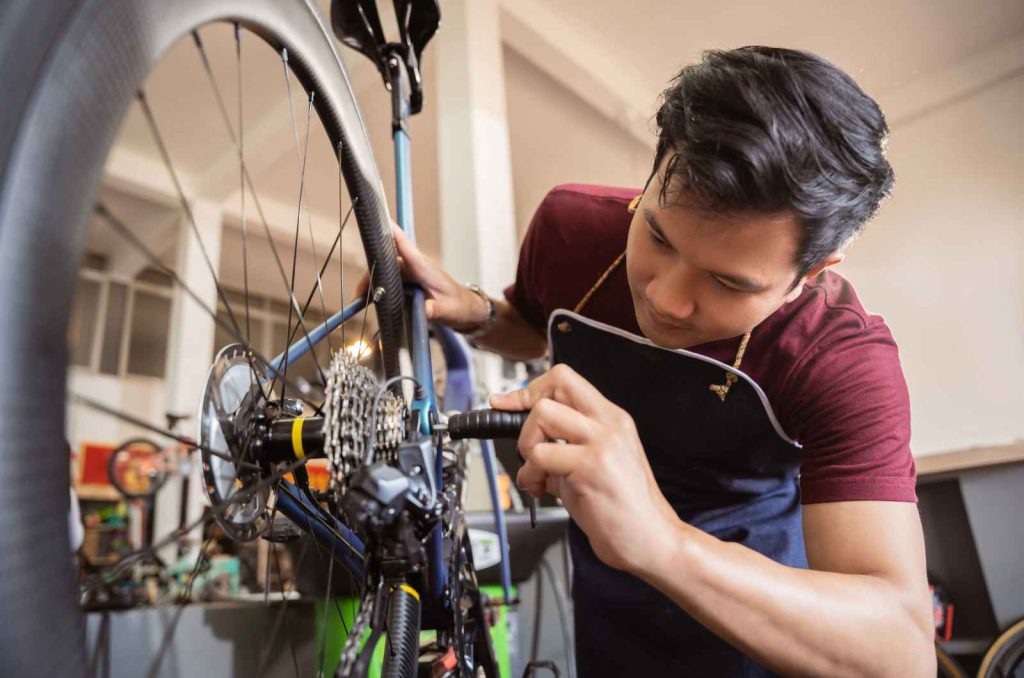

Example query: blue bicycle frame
[263,61,514,606]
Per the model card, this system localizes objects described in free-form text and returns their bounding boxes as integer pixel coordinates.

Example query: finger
[390,222,423,263]
[489,364,612,419]
[516,464,547,498]
[521,442,588,478]
[517,397,596,452]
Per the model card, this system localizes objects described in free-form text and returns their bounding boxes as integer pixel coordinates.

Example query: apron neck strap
[570,195,753,402]
[573,250,626,314]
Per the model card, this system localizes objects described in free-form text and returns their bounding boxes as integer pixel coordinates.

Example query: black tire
[978,619,1024,678]
[107,438,167,499]
[0,1,404,675]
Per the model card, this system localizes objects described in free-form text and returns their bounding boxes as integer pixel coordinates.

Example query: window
[68,278,101,367]
[212,293,342,388]
[126,290,171,377]
[66,256,354,384]
[67,260,174,379]
[99,282,128,376]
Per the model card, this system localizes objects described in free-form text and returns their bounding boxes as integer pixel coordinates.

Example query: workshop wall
[839,71,1024,456]
[502,34,1024,458]
[503,45,655,240]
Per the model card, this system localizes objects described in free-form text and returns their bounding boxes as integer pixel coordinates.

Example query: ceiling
[542,0,1024,102]
[91,0,1024,301]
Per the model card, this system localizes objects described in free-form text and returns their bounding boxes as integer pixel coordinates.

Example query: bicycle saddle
[331,0,440,114]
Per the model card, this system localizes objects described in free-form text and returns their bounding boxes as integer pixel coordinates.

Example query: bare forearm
[639,521,935,677]
[466,299,547,361]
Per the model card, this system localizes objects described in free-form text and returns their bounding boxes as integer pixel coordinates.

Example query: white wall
[503,46,655,239]
[502,39,1024,458]
[839,72,1024,456]
[66,370,167,456]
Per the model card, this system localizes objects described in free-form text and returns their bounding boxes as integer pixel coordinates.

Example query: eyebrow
[644,209,772,293]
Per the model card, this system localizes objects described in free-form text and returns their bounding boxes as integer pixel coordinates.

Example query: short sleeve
[785,321,918,504]
[503,194,554,333]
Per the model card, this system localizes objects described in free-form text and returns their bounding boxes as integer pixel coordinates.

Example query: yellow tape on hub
[291,417,305,459]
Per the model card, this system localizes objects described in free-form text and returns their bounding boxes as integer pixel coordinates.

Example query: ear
[783,252,845,302]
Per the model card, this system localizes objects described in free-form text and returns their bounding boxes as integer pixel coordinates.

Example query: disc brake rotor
[199,343,275,542]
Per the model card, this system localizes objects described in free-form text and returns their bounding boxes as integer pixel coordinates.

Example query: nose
[646,266,697,322]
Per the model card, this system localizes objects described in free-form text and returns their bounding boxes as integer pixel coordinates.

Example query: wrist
[632,514,694,583]
[460,283,497,338]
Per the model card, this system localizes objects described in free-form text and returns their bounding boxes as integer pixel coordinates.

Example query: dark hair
[651,46,894,279]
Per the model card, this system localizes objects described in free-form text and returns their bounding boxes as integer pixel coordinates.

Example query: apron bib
[548,308,806,677]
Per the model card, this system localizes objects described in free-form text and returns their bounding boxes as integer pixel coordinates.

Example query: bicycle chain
[322,351,405,490]
[336,581,378,677]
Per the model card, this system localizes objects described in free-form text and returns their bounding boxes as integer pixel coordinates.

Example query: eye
[645,227,670,249]
[711,276,743,293]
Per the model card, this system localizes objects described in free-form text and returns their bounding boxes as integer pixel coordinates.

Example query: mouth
[643,300,693,334]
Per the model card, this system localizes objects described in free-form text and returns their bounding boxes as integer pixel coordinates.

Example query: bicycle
[107,413,194,500]
[0,1,530,676]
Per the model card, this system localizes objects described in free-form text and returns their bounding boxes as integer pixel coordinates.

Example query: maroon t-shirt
[504,183,917,504]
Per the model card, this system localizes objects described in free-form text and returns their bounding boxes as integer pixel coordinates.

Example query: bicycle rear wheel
[0,1,404,675]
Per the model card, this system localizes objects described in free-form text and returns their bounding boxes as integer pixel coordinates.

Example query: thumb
[424,298,437,320]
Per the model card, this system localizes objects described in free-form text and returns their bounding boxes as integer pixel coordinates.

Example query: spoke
[282,76,334,361]
[339,143,347,348]
[306,209,333,355]
[290,492,350,669]
[372,328,383,375]
[143,536,215,678]
[136,90,243,341]
[80,512,211,597]
[69,391,258,471]
[80,457,325,597]
[235,25,252,348]
[356,261,378,359]
[280,64,329,396]
[276,483,364,558]
[93,203,323,415]
[278,200,367,369]
[258,539,309,678]
[317,532,337,678]
[191,33,332,405]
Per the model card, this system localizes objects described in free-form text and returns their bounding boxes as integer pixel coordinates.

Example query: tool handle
[446,409,528,440]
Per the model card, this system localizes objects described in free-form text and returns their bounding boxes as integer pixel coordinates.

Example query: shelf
[917,442,1024,478]
[938,637,992,655]
[76,484,122,501]
[86,555,122,565]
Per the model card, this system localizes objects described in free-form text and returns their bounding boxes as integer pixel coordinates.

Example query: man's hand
[353,222,489,332]
[353,221,547,360]
[489,363,679,575]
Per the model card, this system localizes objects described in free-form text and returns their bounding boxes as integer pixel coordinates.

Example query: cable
[530,564,545,664]
[364,374,423,465]
[540,558,575,678]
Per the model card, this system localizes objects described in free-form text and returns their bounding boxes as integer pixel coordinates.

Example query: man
[390,47,934,676]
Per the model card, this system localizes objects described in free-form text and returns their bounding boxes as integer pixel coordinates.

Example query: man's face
[625,171,810,349]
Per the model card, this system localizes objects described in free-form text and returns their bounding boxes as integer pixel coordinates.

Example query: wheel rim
[0,1,403,675]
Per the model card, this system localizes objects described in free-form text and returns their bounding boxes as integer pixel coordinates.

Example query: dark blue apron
[547,308,806,677]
